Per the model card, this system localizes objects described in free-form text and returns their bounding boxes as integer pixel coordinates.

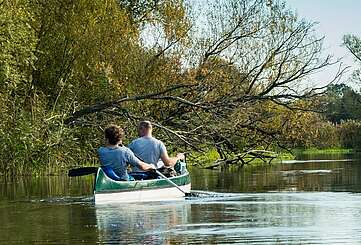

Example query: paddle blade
[68,167,98,177]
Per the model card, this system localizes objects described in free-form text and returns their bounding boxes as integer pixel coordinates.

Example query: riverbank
[293,148,354,155]
[1,147,355,176]
[190,147,355,169]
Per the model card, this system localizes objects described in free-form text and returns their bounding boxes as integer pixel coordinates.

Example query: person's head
[138,120,152,137]
[104,125,124,145]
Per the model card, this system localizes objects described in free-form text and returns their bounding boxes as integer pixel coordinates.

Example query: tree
[65,0,344,156]
[0,0,347,174]
[0,0,40,174]
[344,34,361,83]
[323,84,361,123]
[0,0,191,174]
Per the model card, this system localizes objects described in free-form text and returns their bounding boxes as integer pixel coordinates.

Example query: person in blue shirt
[98,125,155,180]
[128,121,184,172]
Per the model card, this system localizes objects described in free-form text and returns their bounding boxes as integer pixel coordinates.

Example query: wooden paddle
[68,167,98,177]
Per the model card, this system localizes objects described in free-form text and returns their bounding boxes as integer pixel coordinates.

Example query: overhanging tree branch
[64,84,197,124]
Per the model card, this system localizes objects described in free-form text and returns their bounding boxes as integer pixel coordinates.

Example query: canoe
[94,167,191,204]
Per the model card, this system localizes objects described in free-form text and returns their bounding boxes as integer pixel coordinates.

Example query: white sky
[284,0,361,87]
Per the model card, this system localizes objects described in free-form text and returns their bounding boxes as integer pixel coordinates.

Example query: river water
[1,155,361,244]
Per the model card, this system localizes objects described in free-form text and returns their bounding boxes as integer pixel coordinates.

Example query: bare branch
[64,84,197,124]
[346,45,361,62]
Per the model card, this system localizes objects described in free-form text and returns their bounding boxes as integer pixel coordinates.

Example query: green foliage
[0,0,37,90]
[190,148,221,166]
[324,84,361,123]
[0,0,191,175]
[0,0,356,175]
[337,120,361,149]
[31,0,140,106]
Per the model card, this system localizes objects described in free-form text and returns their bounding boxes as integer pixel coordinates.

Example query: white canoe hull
[94,183,191,204]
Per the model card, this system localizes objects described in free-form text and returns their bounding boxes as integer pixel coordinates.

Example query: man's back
[129,136,166,170]
[98,146,140,180]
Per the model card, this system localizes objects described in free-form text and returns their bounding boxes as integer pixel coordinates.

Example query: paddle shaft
[68,167,98,177]
[155,169,187,195]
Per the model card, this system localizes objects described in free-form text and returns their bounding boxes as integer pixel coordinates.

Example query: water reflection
[94,192,361,244]
[95,202,190,244]
[190,159,361,193]
[180,193,361,244]
[0,200,98,244]
[0,175,94,201]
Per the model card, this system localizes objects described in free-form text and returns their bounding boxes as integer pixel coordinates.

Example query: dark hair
[104,125,124,145]
[139,120,152,130]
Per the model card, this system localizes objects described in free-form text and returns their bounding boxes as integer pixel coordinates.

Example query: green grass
[189,148,295,168]
[189,149,221,166]
[292,147,353,155]
[189,147,355,169]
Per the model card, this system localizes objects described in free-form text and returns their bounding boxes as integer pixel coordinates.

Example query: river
[1,155,361,244]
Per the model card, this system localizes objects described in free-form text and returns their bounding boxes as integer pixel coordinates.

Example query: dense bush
[337,120,361,149]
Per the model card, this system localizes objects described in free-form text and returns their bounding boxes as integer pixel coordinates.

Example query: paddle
[68,167,98,177]
[154,169,196,197]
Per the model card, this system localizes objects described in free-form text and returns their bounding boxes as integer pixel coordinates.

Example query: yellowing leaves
[159,0,190,42]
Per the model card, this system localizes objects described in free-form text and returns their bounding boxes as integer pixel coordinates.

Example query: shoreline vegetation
[0,148,355,176]
[190,147,355,169]
[1,0,361,175]
[293,148,354,155]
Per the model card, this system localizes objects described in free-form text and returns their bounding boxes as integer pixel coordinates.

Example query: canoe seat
[101,166,123,181]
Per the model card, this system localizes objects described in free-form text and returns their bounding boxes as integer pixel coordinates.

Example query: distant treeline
[0,0,357,174]
[282,84,361,150]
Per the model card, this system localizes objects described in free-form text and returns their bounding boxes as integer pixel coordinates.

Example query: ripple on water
[161,192,361,244]
[279,169,335,177]
[28,196,94,205]
[163,224,361,244]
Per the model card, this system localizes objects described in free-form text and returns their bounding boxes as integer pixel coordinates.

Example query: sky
[284,0,361,85]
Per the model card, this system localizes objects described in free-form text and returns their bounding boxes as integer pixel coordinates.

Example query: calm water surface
[1,155,361,244]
